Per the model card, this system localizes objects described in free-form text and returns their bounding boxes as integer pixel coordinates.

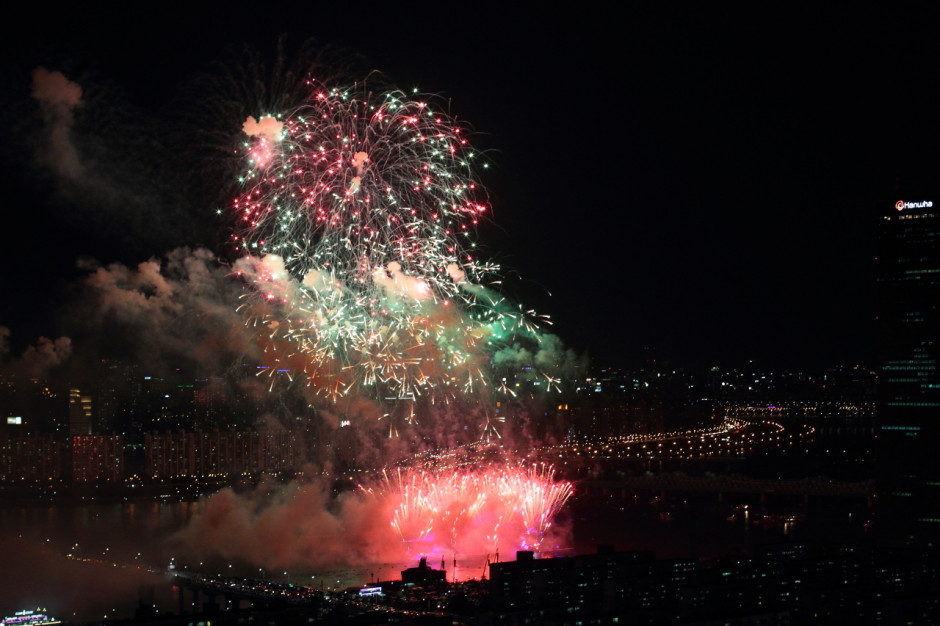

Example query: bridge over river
[170,571,318,614]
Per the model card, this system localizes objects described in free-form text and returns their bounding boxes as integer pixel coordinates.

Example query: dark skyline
[2,4,938,372]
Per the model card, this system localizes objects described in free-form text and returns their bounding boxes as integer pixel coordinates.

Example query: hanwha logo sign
[896,200,933,210]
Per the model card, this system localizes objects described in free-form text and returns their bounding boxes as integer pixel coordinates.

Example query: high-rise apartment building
[68,388,93,436]
[875,198,940,539]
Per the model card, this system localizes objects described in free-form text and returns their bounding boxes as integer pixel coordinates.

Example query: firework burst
[365,462,572,559]
[231,78,552,402]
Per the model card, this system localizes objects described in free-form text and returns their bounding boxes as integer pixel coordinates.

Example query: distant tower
[68,388,93,436]
[875,196,940,540]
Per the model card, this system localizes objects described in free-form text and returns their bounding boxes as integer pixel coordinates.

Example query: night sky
[1,4,938,372]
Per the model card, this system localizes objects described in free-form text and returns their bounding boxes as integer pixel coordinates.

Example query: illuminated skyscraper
[875,198,940,540]
[68,387,93,436]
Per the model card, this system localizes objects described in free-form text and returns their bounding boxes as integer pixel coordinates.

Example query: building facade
[875,198,940,539]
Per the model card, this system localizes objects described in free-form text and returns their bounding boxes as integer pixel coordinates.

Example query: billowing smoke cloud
[242,115,283,143]
[22,66,211,257]
[169,477,403,570]
[0,325,72,380]
[446,263,466,284]
[493,332,585,382]
[73,247,257,374]
[232,253,297,303]
[459,281,587,384]
[31,67,83,180]
[372,261,432,300]
[351,151,369,175]
[18,336,72,379]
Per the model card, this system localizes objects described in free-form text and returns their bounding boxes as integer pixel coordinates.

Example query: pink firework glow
[364,462,573,560]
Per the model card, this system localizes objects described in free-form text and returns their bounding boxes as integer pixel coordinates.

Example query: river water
[0,484,870,622]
